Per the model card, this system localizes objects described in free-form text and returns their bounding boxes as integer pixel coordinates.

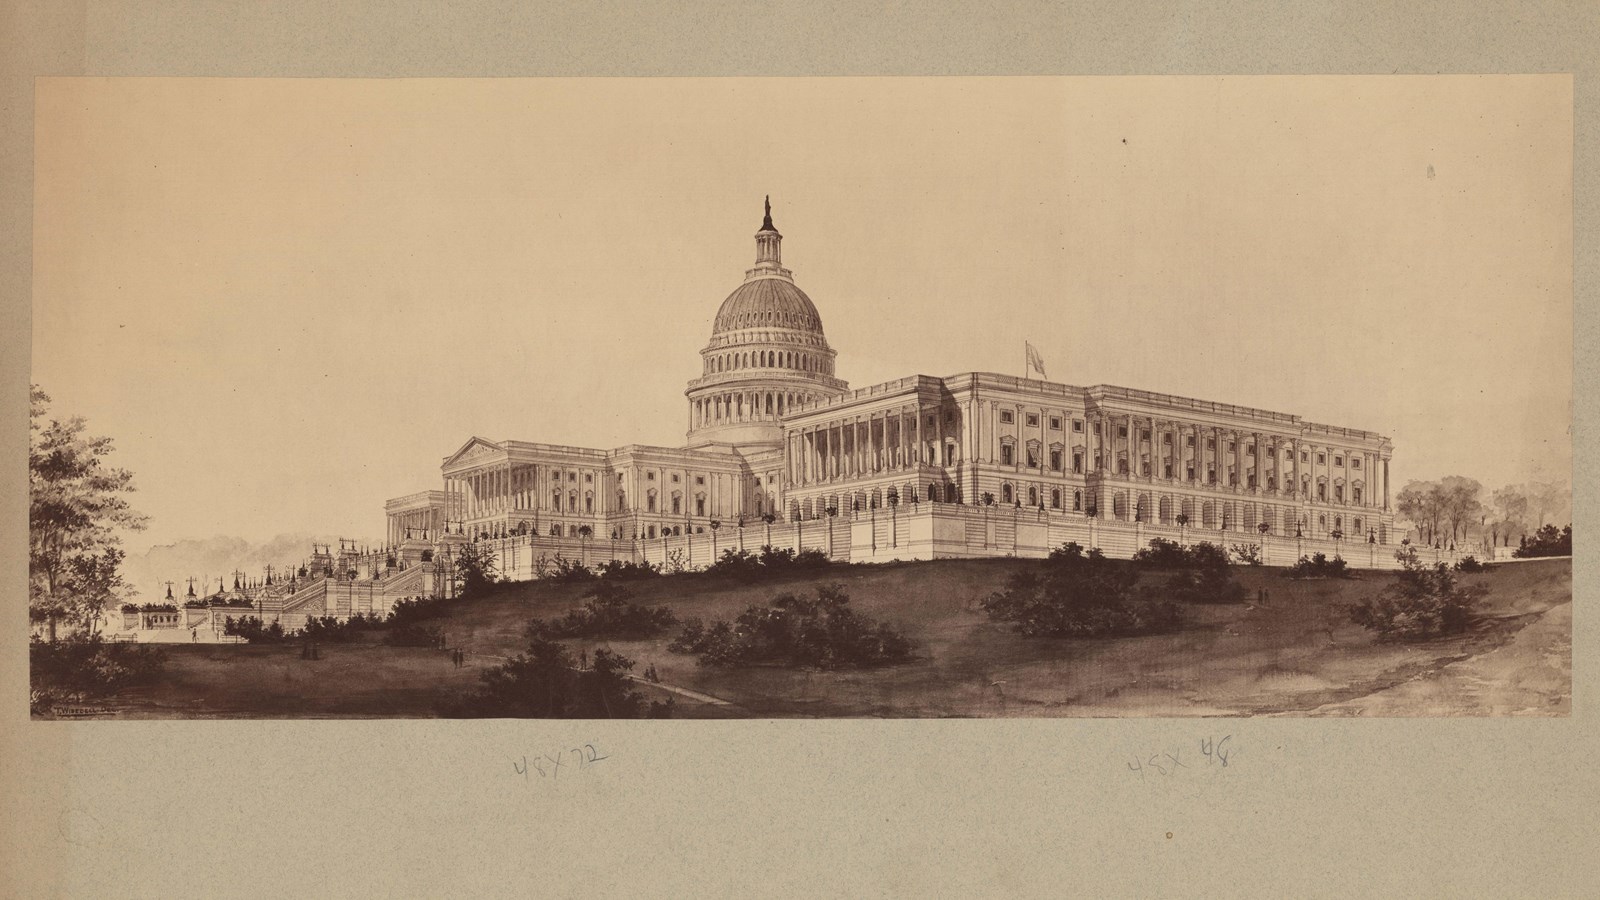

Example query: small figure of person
[580,649,588,670]
[191,627,198,643]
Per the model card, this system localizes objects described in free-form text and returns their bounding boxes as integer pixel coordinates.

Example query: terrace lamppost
[709,518,721,561]
[1258,521,1270,566]
[1176,512,1190,546]
[825,505,838,558]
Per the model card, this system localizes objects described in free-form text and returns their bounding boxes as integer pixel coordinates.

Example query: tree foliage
[669,583,914,669]
[1513,524,1572,558]
[440,638,671,718]
[1350,547,1487,639]
[29,387,148,639]
[525,582,678,640]
[453,541,499,597]
[982,542,1181,637]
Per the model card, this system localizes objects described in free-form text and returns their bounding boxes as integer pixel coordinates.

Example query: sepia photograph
[29,76,1571,720]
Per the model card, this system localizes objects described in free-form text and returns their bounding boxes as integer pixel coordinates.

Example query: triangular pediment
[442,436,506,468]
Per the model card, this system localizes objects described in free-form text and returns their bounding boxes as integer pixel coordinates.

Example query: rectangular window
[1049,449,1062,471]
[1334,456,1343,467]
[1229,441,1236,451]
[1317,453,1326,465]
[1317,483,1327,501]
[672,496,682,514]
[1072,452,1082,473]
[1118,458,1129,474]
[1208,466,1216,483]
[1208,439,1216,450]
[1354,487,1363,504]
[1164,463,1173,478]
[1026,447,1039,468]
[695,475,705,485]
[1163,433,1173,445]
[1353,457,1362,468]
[1050,417,1062,430]
[1093,423,1101,435]
[999,410,1015,424]
[1118,426,1129,438]
[1026,413,1039,427]
[1334,485,1344,502]
[943,444,954,466]
[1001,444,1015,465]
[1073,420,1083,433]
[1301,451,1309,462]
[1187,436,1195,447]
[1141,429,1150,442]
[696,498,705,515]
[569,472,577,482]
[647,471,656,480]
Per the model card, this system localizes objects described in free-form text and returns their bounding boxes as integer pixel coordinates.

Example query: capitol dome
[712,278,823,335]
[684,198,849,450]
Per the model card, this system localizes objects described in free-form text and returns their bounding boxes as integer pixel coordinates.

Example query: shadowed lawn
[96,556,1570,718]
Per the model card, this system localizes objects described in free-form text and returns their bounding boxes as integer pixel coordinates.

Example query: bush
[1350,547,1487,639]
[1230,543,1263,566]
[669,584,914,669]
[454,541,499,597]
[299,615,375,643]
[1513,524,1571,558]
[983,542,1180,637]
[223,615,290,643]
[545,554,595,583]
[386,595,451,629]
[526,582,678,640]
[703,544,833,581]
[30,635,167,702]
[1131,538,1192,569]
[1285,553,1352,580]
[596,559,661,581]
[1454,555,1490,573]
[439,638,672,718]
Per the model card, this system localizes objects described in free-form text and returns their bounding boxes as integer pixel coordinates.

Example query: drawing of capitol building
[383,199,1396,577]
[174,199,1412,628]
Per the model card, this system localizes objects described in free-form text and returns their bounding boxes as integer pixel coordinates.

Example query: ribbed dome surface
[712,277,824,335]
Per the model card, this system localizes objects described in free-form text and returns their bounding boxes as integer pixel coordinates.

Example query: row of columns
[693,389,820,428]
[1071,412,1387,511]
[789,404,952,486]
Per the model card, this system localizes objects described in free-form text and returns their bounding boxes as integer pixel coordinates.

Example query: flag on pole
[1025,341,1047,379]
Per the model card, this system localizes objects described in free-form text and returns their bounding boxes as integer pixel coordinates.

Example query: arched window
[585,491,594,514]
[927,483,937,502]
[1051,488,1062,509]
[1001,483,1014,504]
[647,489,657,513]
[552,490,562,511]
[1073,490,1083,511]
[1027,486,1038,507]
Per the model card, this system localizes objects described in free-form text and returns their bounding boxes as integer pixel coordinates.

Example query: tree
[453,540,499,597]
[982,542,1179,637]
[29,387,148,641]
[1395,480,1442,545]
[1436,476,1483,546]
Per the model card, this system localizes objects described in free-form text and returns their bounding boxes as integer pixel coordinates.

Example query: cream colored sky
[32,76,1571,553]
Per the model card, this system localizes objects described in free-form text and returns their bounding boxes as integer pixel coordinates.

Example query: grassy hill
[101,555,1570,718]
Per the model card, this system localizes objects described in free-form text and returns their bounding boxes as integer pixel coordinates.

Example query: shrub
[30,635,167,702]
[668,584,914,669]
[223,615,290,643]
[526,583,678,640]
[1285,553,1352,580]
[439,638,672,718]
[1131,538,1192,569]
[596,559,660,581]
[545,554,595,583]
[454,541,499,597]
[704,544,833,581]
[1350,547,1487,639]
[386,595,451,629]
[1513,524,1571,558]
[984,543,1181,637]
[1230,543,1263,566]
[299,615,373,643]
[1453,555,1490,573]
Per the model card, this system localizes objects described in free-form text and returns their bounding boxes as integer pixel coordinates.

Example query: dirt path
[1296,601,1571,717]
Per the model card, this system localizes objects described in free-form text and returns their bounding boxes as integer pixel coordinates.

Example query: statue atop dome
[761,195,775,231]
